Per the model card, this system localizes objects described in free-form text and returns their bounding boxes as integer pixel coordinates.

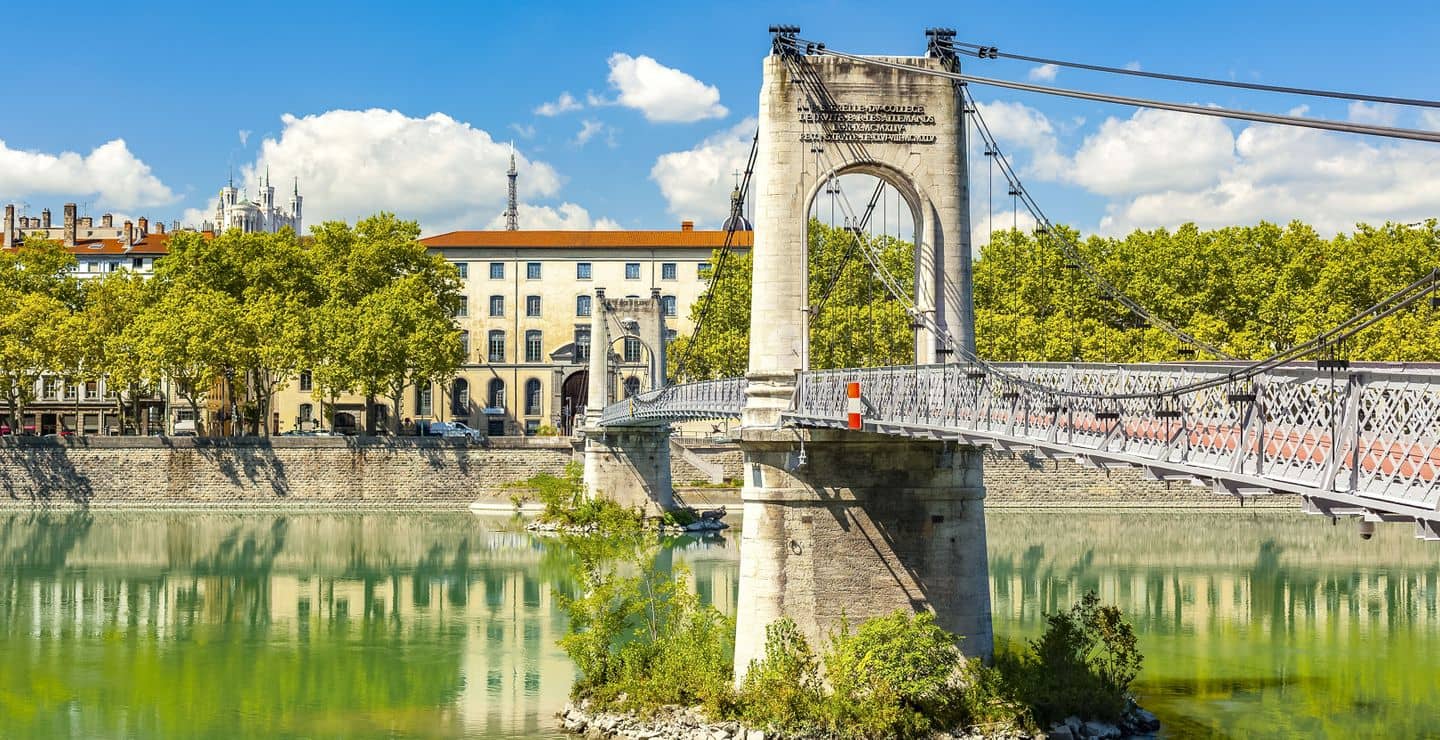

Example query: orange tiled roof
[421,229,753,249]
[65,233,173,255]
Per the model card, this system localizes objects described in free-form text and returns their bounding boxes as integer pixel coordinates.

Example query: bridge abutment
[579,426,674,516]
[733,428,992,679]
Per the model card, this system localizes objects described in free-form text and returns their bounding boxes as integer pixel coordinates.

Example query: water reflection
[987,511,1440,738]
[0,512,738,739]
[3,509,1438,738]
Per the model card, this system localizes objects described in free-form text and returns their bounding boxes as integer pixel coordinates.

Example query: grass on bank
[507,463,708,533]
[559,543,1144,739]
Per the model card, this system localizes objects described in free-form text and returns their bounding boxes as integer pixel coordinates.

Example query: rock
[1082,720,1121,739]
[744,730,765,740]
[1047,723,1075,740]
[1064,716,1083,734]
[1133,708,1160,731]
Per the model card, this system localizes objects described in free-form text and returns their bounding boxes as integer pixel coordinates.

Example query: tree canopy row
[0,213,464,435]
[670,219,1440,381]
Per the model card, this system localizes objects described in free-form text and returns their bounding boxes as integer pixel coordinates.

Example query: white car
[426,421,485,440]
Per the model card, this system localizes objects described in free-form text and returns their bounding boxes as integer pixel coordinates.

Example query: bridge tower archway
[745,50,973,428]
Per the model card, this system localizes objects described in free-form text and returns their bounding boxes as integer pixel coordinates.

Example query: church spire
[505,143,519,231]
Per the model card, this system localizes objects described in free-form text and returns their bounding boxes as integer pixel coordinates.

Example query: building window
[131,257,143,269]
[488,378,505,408]
[623,336,642,363]
[416,382,433,416]
[455,295,468,318]
[525,419,540,436]
[454,262,468,279]
[84,380,98,400]
[527,262,541,280]
[299,370,312,392]
[525,330,543,363]
[460,330,470,357]
[453,378,470,414]
[665,329,678,345]
[576,262,592,280]
[624,376,641,398]
[488,330,506,363]
[576,295,592,317]
[661,295,677,316]
[661,262,677,280]
[698,262,712,278]
[575,329,591,362]
[489,295,504,317]
[625,262,640,280]
[299,403,313,422]
[107,263,117,272]
[525,378,542,415]
[526,295,541,317]
[490,262,504,279]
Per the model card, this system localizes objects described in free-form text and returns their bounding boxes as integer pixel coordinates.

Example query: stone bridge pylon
[733,40,992,675]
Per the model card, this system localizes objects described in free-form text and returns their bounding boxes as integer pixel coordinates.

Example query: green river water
[1,509,1437,739]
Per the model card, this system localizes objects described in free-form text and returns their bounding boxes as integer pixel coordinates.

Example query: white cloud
[534,91,582,117]
[1067,108,1235,196]
[0,138,177,211]
[574,119,605,147]
[484,202,620,231]
[1421,110,1440,132]
[238,129,252,147]
[973,209,1038,250]
[1123,61,1143,72]
[650,118,755,224]
[973,100,1068,179]
[1027,64,1059,82]
[208,108,570,234]
[585,91,614,107]
[510,123,536,139]
[606,53,728,123]
[1095,121,1440,235]
[1347,101,1399,127]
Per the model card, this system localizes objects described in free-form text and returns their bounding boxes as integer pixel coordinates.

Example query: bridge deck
[600,363,1440,534]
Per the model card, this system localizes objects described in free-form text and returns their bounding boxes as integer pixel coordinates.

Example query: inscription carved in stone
[797,103,938,144]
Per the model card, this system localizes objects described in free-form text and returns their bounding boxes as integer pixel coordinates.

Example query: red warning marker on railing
[847,382,862,429]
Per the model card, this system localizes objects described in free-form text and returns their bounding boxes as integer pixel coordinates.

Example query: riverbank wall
[0,437,1296,510]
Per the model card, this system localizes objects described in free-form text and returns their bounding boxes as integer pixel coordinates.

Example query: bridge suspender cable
[807,46,1440,144]
[776,45,1440,401]
[946,40,1440,110]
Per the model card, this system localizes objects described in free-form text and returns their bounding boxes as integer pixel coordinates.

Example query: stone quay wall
[0,436,576,508]
[0,437,1295,510]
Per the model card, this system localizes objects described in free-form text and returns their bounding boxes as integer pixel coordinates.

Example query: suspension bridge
[577,27,1440,678]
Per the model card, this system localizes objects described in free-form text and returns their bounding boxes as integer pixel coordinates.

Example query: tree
[82,272,155,432]
[669,220,913,382]
[0,291,69,432]
[125,286,243,429]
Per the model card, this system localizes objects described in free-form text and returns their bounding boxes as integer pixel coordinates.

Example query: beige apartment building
[271,222,752,436]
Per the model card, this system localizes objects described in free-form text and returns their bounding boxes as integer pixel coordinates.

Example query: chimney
[156,222,167,235]
[123,220,133,247]
[680,220,694,232]
[63,203,76,247]
[101,213,113,228]
[41,208,51,228]
[137,217,148,237]
[79,217,93,228]
[3,205,12,249]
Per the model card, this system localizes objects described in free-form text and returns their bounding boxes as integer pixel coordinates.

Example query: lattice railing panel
[599,377,747,426]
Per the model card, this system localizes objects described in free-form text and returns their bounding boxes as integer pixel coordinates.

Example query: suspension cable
[778,48,1440,401]
[964,84,1234,359]
[949,39,1440,110]
[812,180,885,319]
[804,44,1440,144]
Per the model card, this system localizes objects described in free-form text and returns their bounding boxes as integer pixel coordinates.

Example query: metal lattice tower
[504,144,519,231]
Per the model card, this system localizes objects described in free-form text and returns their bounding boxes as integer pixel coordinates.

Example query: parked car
[173,420,198,437]
[423,421,485,441]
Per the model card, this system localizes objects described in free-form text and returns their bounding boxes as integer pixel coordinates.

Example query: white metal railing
[789,362,1440,517]
[600,377,747,426]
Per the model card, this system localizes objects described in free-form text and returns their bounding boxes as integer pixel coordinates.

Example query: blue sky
[4,0,1438,239]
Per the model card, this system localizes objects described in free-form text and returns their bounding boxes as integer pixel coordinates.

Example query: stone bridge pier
[733,429,992,674]
[578,286,676,516]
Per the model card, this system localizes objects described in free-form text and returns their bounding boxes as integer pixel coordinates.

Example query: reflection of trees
[0,511,93,572]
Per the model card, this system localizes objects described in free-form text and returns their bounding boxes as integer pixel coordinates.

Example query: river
[1,509,1436,738]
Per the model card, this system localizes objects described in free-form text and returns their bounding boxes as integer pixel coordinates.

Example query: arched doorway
[560,370,588,435]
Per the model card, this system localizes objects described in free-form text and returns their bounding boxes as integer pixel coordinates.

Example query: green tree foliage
[124,286,244,426]
[669,220,914,381]
[0,237,79,429]
[673,220,1439,377]
[977,220,1440,362]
